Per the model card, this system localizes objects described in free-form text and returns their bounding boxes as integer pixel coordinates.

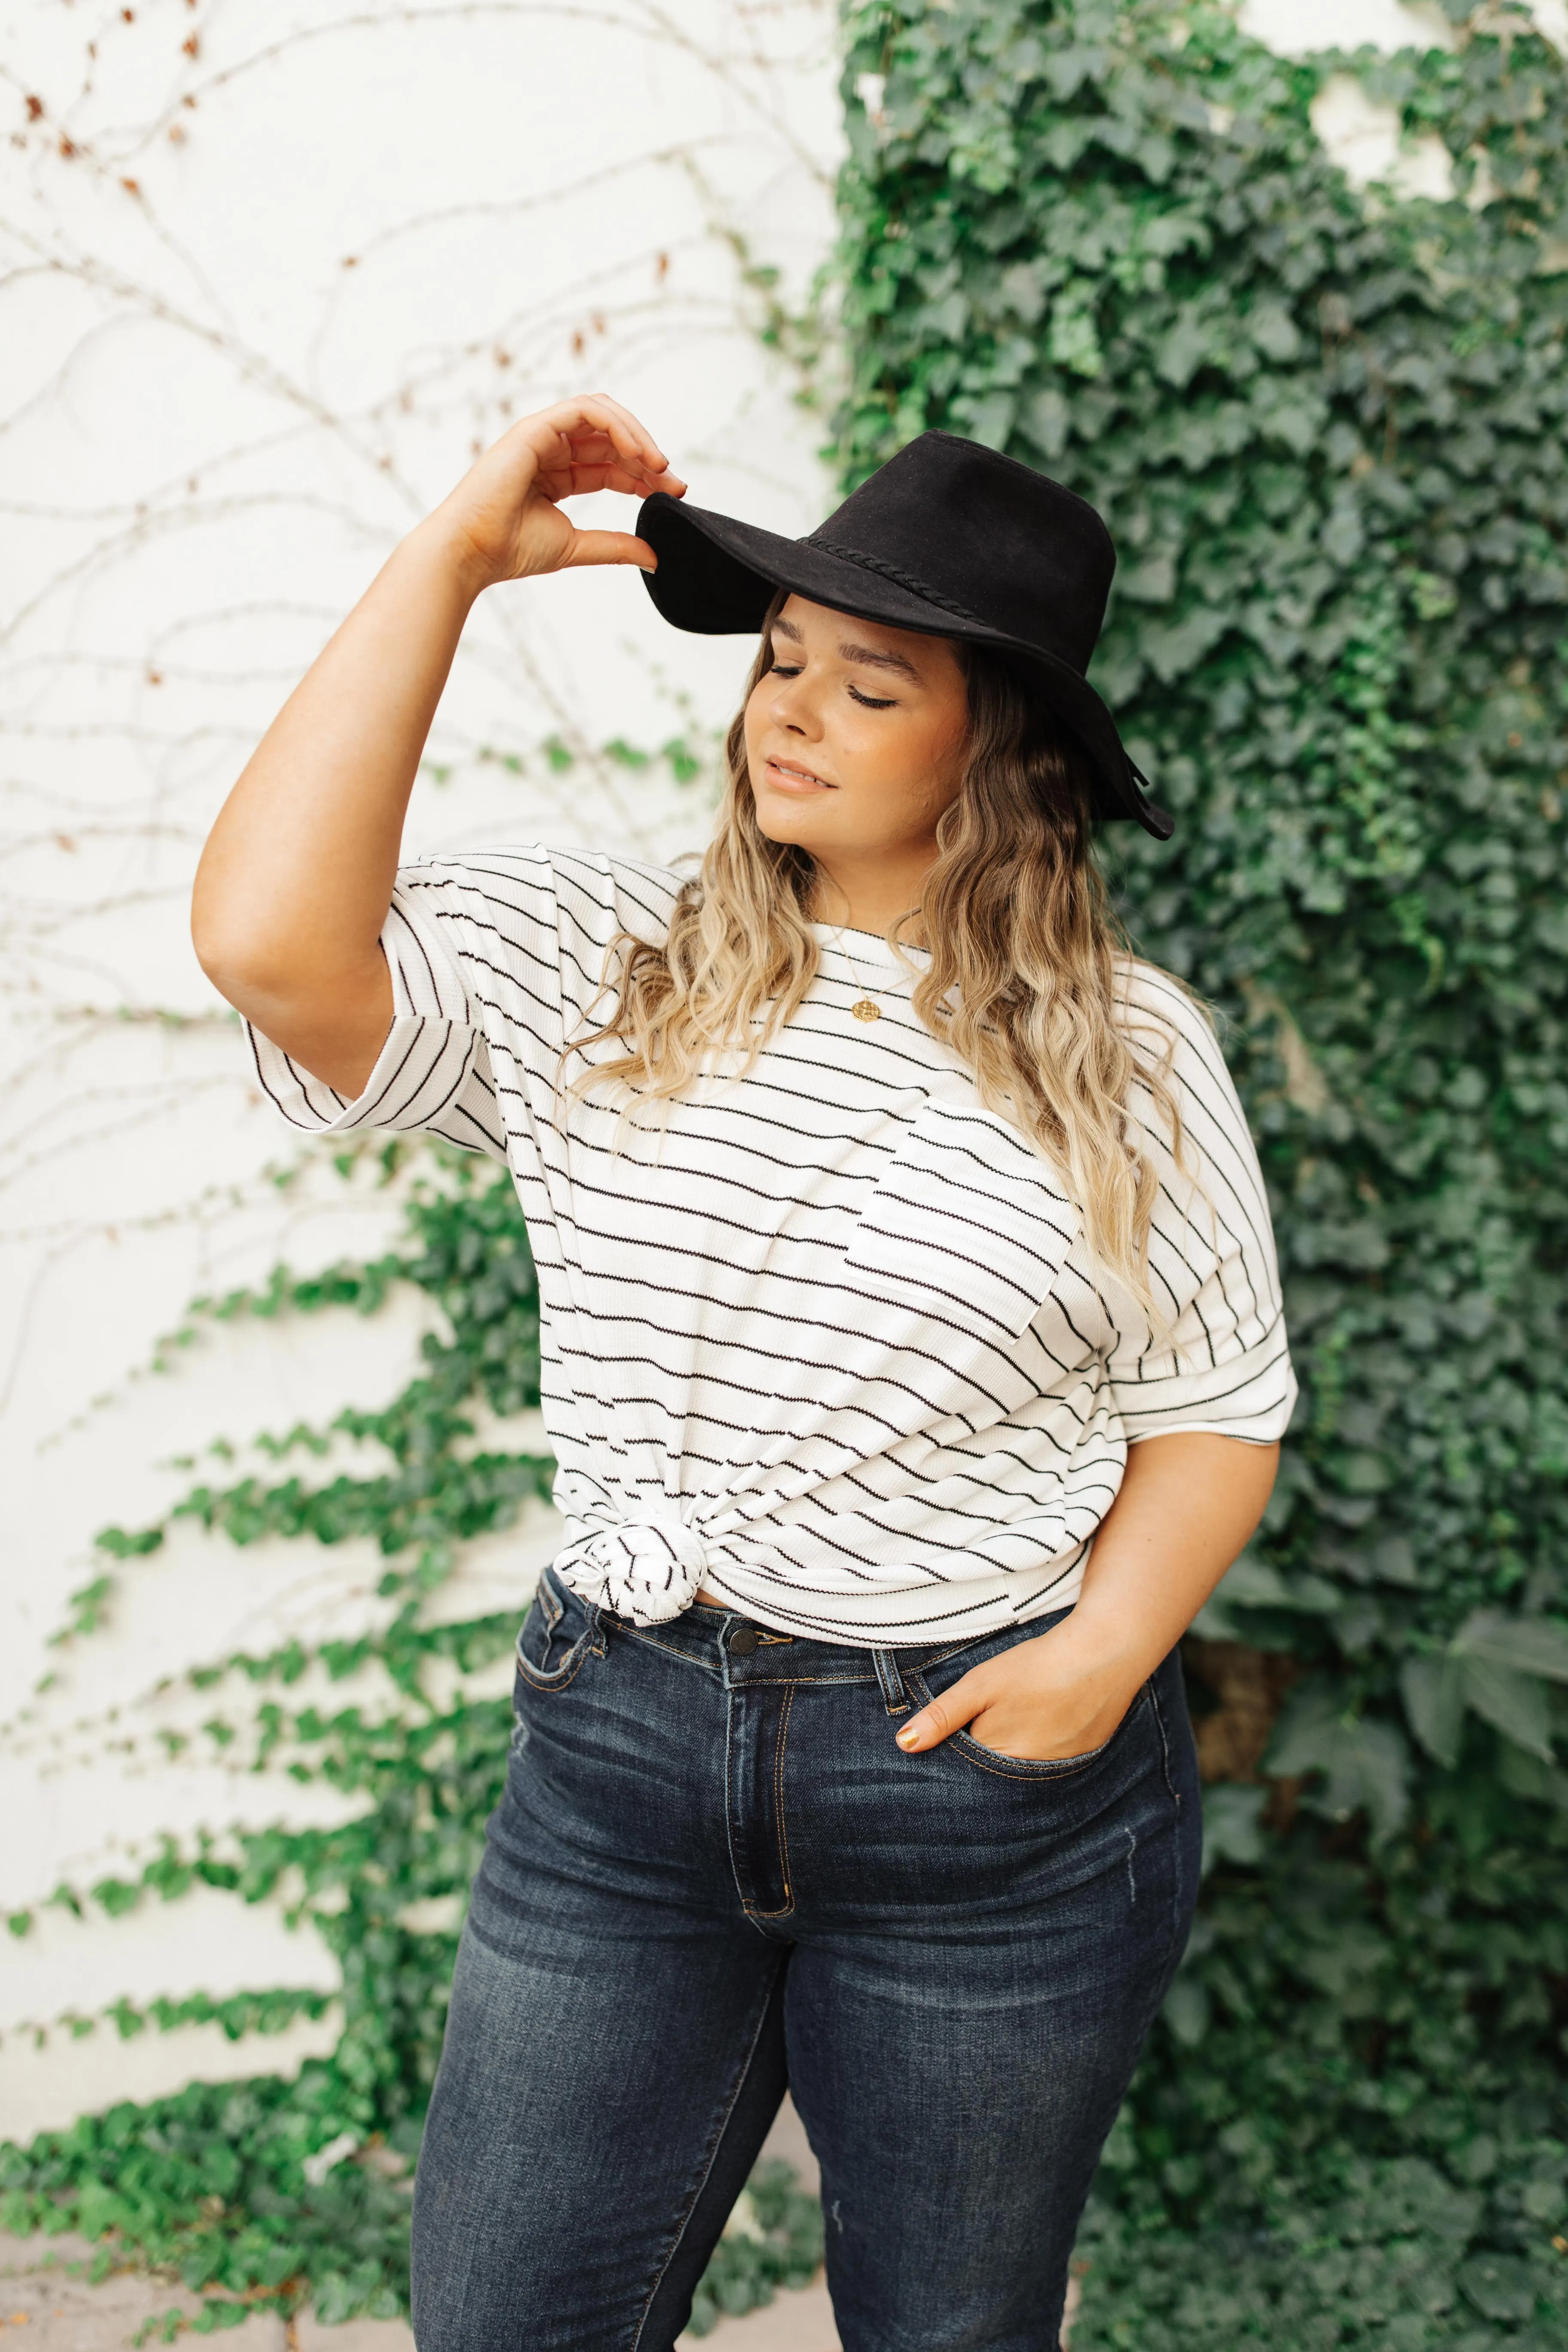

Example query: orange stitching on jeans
[945,1737,1099,1782]
[732,1670,872,1687]
[773,1685,794,1908]
[746,1685,796,1920]
[513,1634,596,1694]
[903,1670,1139,1781]
[620,1628,721,1667]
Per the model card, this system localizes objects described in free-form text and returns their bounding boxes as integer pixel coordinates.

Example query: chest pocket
[843,1094,1080,1349]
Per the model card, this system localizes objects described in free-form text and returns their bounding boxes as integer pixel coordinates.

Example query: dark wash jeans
[410,1569,1201,2352]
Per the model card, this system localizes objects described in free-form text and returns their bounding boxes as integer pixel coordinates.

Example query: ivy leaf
[1400,1654,1466,1766]
[1119,551,1178,604]
[1202,1783,1268,1874]
[1267,1687,1411,1840]
[1045,285,1103,377]
[1248,300,1302,362]
[1219,1550,1340,1613]
[1457,1660,1554,1763]
[1154,313,1211,388]
[1254,389,1327,455]
[1456,2252,1541,2323]
[1161,1975,1211,2048]
[998,259,1048,323]
[1452,1609,1568,1684]
[1140,605,1230,682]
[959,391,1018,449]
[1020,386,1070,458]
[1321,503,1365,569]
[1043,45,1107,100]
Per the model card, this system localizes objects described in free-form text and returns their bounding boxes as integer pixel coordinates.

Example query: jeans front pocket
[902,1665,1151,1784]
[515,1569,603,1692]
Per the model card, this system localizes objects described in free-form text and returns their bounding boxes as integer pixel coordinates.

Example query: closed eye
[767,659,898,711]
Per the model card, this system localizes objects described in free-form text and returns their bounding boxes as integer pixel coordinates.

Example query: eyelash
[767,660,898,710]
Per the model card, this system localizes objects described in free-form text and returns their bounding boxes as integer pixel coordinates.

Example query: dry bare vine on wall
[0,0,839,2181]
[0,0,837,1340]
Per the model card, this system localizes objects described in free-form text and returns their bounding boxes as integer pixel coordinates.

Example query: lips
[763,755,835,791]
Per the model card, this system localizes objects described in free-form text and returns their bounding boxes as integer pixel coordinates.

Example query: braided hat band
[807,539,988,629]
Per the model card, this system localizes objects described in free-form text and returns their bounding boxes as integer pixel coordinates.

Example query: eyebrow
[771,613,923,684]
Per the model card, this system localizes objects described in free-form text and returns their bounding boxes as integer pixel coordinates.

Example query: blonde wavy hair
[572,592,1186,1308]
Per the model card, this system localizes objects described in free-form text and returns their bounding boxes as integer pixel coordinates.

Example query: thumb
[896,1664,990,1754]
[562,530,658,573]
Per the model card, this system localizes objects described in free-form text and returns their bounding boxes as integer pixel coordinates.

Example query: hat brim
[636,492,1172,841]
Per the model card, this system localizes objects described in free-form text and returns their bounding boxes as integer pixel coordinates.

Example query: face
[743,595,970,912]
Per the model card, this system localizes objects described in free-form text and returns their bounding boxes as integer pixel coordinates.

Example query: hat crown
[807,432,1114,679]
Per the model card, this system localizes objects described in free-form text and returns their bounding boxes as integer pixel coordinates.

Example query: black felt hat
[636,429,1172,840]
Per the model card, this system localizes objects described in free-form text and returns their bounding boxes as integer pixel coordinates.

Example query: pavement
[0,2268,840,2352]
[0,2100,1079,2350]
[0,2237,838,2352]
[0,2103,840,2352]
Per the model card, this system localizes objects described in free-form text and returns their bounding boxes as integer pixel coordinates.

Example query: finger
[545,392,670,476]
[895,1664,992,1753]
[551,429,623,465]
[513,412,633,489]
[555,428,670,478]
[560,529,659,572]
[582,393,671,472]
[546,461,686,502]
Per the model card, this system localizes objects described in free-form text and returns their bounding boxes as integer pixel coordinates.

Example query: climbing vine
[834,0,1568,2341]
[2,1144,822,2334]
[8,3,1568,2345]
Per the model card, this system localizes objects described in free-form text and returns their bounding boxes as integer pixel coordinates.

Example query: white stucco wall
[2,0,1557,2143]
[0,0,842,2140]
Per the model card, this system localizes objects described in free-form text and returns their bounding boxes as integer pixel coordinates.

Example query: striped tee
[247,846,1296,1643]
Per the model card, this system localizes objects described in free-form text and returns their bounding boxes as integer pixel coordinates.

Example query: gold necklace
[831,927,883,1023]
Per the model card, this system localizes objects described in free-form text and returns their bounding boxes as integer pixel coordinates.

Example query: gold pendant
[852,998,881,1022]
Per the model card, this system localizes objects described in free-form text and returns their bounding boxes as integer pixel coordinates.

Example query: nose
[769,672,820,740]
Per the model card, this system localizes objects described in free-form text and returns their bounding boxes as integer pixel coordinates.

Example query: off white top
[247,846,1296,1644]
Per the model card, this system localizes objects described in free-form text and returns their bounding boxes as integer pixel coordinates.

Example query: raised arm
[191,397,684,1095]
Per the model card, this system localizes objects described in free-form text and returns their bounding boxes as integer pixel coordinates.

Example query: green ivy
[1,1157,820,2328]
[10,6,1568,2342]
[835,0,1568,2341]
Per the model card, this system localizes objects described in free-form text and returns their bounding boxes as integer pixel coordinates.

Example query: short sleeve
[1105,970,1297,1445]
[244,887,507,1159]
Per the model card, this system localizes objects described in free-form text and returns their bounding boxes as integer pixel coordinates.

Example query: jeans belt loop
[871,1647,910,1717]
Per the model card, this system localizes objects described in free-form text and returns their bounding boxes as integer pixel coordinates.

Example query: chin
[752,798,828,854]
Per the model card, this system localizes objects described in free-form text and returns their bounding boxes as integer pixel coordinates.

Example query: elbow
[191,850,302,1016]
[190,898,273,1016]
[191,898,312,1031]
[191,849,246,1004]
[190,898,232,998]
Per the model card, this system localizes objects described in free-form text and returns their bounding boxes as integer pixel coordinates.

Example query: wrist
[405,508,499,604]
[1040,1605,1156,1701]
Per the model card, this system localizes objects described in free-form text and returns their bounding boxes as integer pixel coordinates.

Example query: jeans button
[728,1626,761,1656]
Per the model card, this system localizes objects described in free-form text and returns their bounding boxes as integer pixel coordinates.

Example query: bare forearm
[1060,1432,1280,1689]
[191,517,483,1087]
[896,1431,1279,1759]
[190,396,682,1098]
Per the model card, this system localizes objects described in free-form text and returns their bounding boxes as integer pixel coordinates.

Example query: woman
[193,396,1294,2352]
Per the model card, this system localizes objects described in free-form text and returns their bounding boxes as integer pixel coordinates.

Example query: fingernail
[896,1725,919,1748]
